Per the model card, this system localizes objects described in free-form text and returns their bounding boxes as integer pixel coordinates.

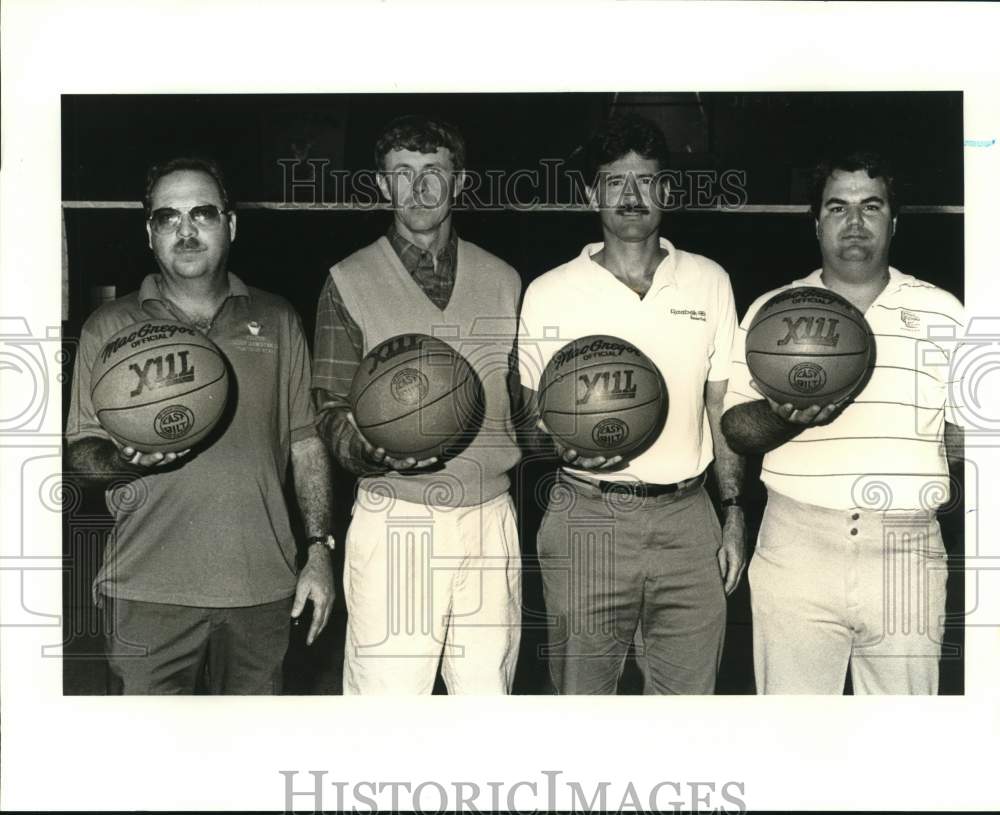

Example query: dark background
[60,91,965,695]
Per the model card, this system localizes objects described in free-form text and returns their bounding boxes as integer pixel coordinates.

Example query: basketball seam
[746,350,869,358]
[352,350,467,408]
[91,342,224,399]
[355,374,477,430]
[98,390,228,450]
[538,361,663,404]
[541,395,663,416]
[95,372,227,415]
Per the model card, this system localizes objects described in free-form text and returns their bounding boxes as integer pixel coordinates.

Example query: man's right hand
[537,418,623,471]
[750,380,846,426]
[345,411,439,472]
[119,445,191,469]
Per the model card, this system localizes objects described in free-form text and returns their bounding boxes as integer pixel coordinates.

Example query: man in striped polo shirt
[312,115,522,694]
[722,151,965,694]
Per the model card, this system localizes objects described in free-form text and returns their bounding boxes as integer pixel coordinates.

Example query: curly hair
[374,114,466,172]
[584,113,670,182]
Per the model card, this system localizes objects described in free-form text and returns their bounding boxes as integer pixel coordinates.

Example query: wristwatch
[306,534,337,552]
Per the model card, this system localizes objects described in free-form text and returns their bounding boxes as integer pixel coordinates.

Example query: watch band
[306,534,336,552]
[720,496,743,509]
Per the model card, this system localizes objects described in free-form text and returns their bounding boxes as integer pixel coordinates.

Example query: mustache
[174,238,205,251]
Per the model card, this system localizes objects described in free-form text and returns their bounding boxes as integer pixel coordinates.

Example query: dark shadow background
[60,91,964,695]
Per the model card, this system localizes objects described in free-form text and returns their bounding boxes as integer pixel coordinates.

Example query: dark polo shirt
[66,273,316,607]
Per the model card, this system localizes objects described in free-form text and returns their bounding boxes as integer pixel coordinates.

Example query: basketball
[538,335,668,462]
[90,320,230,453]
[746,286,874,409]
[349,333,483,460]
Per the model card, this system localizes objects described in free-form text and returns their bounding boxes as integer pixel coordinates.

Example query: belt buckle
[603,480,641,498]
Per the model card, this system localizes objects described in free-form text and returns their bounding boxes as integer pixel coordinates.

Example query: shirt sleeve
[722,297,763,413]
[64,316,111,444]
[516,280,547,394]
[311,271,380,474]
[936,292,968,429]
[707,271,738,382]
[311,271,364,401]
[286,307,317,443]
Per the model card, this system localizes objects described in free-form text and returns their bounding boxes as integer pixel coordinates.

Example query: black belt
[565,470,706,498]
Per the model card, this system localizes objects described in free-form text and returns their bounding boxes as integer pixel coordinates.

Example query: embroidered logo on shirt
[670,308,707,321]
[900,310,920,330]
[234,320,277,354]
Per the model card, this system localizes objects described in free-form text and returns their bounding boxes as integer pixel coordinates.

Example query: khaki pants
[342,490,521,695]
[750,490,948,695]
[537,475,726,695]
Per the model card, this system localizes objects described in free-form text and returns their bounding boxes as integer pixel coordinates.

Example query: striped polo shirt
[724,267,965,511]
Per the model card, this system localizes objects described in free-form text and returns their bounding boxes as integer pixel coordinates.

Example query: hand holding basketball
[345,410,439,472]
[537,416,623,470]
[749,379,846,426]
[119,444,191,469]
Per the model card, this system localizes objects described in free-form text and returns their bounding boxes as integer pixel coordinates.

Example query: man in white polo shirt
[518,114,746,694]
[721,151,965,694]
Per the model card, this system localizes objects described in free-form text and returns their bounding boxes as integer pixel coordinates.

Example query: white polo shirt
[724,267,966,511]
[518,238,737,485]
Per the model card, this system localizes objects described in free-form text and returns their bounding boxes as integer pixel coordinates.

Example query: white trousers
[750,490,948,695]
[343,489,521,695]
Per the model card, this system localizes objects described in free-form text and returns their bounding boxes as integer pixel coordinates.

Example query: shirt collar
[800,266,908,294]
[138,272,250,305]
[386,223,458,270]
[581,237,679,291]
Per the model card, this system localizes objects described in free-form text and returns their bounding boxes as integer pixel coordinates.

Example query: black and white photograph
[2,2,999,812]
[58,89,967,700]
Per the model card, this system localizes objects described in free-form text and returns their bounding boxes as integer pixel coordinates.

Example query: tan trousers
[750,490,948,694]
[343,490,521,694]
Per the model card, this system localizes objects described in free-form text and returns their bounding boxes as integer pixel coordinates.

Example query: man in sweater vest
[518,114,747,694]
[312,115,523,694]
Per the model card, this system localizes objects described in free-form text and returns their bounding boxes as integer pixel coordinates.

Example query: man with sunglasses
[65,157,334,694]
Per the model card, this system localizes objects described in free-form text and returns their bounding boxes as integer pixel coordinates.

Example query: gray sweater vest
[333,236,522,507]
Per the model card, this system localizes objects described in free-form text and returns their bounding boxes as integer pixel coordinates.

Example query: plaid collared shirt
[386,225,458,310]
[311,225,458,473]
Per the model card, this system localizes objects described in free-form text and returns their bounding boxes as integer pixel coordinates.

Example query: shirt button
[851,513,860,521]
[850,528,858,536]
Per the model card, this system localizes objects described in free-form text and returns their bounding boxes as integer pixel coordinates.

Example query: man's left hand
[291,546,335,645]
[717,507,747,595]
